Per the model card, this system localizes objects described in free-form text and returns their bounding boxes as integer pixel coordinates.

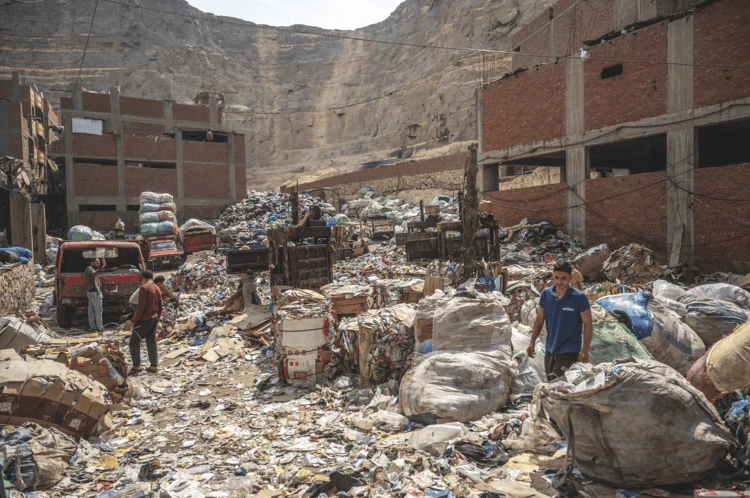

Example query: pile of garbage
[343,189,460,232]
[215,190,335,246]
[498,218,584,264]
[139,191,178,237]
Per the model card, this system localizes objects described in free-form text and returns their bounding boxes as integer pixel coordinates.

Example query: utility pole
[461,144,479,282]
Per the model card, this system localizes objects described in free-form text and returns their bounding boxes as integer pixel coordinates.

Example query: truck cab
[54,241,145,328]
[148,238,185,270]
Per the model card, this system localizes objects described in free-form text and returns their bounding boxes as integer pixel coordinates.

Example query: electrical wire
[74,0,100,89]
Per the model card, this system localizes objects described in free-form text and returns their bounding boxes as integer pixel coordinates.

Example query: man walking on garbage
[125,270,163,374]
[85,257,106,332]
[527,261,593,380]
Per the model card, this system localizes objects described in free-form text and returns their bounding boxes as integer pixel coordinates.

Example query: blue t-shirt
[539,285,591,354]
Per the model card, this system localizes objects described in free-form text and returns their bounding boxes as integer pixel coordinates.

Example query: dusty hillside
[0,0,551,190]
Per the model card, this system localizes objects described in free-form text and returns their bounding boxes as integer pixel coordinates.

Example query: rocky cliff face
[0,0,550,190]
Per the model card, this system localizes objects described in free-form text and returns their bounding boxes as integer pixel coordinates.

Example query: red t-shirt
[132,282,163,323]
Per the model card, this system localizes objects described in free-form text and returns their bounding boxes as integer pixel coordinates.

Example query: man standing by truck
[85,258,106,332]
[125,270,163,374]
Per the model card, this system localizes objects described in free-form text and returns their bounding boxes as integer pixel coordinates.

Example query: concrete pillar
[565,57,585,136]
[667,15,694,114]
[228,133,237,202]
[110,86,127,221]
[164,100,174,133]
[175,129,184,202]
[31,203,46,264]
[11,71,20,101]
[10,191,33,253]
[73,83,83,111]
[63,114,76,225]
[476,87,484,154]
[0,99,9,157]
[209,97,218,128]
[566,147,589,245]
[667,127,695,265]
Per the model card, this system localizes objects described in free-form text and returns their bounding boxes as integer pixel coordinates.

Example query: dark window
[126,205,140,212]
[79,205,117,211]
[601,64,623,79]
[60,246,141,273]
[73,157,118,166]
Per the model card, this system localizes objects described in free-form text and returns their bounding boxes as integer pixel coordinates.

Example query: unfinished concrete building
[48,86,246,232]
[0,72,62,261]
[478,0,750,274]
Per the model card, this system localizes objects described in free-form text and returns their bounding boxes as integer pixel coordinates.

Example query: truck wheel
[57,305,72,328]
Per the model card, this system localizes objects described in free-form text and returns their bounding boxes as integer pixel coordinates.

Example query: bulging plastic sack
[652,280,687,302]
[511,353,546,395]
[706,321,750,393]
[67,225,94,241]
[139,191,174,205]
[540,359,732,487]
[400,350,514,423]
[685,283,750,311]
[677,296,748,345]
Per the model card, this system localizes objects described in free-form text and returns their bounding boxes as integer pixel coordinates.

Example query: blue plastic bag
[596,291,653,339]
[0,246,33,264]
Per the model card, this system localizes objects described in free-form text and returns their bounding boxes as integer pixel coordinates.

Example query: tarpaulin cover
[179,219,217,236]
[706,321,750,393]
[677,296,748,345]
[0,247,32,264]
[540,359,732,487]
[400,349,514,423]
[596,291,653,339]
[588,321,654,365]
[0,423,76,490]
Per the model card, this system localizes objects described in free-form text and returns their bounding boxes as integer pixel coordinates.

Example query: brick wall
[183,141,228,163]
[173,104,210,123]
[235,165,247,199]
[480,183,568,229]
[585,170,668,260]
[125,167,179,197]
[694,0,750,108]
[79,211,119,231]
[123,122,165,137]
[482,63,565,150]
[584,21,667,131]
[284,152,469,192]
[553,0,614,58]
[72,133,117,157]
[124,136,176,161]
[183,205,225,221]
[694,163,750,273]
[74,164,119,196]
[119,96,164,119]
[184,163,230,199]
[234,137,246,165]
[82,92,110,113]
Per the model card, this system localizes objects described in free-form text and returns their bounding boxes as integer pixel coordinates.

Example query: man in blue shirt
[527,261,593,380]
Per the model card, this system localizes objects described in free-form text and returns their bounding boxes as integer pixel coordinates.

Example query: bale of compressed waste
[358,304,416,386]
[706,321,750,393]
[602,243,663,284]
[0,422,77,491]
[540,358,732,487]
[400,349,514,423]
[0,316,49,353]
[572,243,611,281]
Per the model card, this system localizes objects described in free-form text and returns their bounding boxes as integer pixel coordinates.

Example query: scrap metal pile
[2,188,750,498]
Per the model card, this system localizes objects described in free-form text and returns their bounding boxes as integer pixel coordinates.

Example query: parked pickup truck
[137,236,185,270]
[54,241,145,328]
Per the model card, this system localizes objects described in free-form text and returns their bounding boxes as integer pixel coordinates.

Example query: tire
[57,304,72,328]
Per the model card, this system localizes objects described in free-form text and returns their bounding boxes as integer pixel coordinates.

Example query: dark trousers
[130,317,159,367]
[544,352,579,381]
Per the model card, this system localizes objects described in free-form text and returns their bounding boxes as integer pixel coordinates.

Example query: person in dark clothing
[125,270,163,374]
[153,275,179,304]
[527,261,593,381]
[85,258,106,331]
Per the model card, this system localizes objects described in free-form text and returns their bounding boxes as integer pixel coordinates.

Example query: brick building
[49,86,246,232]
[479,0,750,273]
[0,72,61,261]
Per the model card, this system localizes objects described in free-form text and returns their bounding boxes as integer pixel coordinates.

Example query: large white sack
[686,283,750,310]
[678,296,748,345]
[432,295,512,355]
[399,350,514,423]
[645,298,705,374]
[540,358,732,488]
[706,321,750,393]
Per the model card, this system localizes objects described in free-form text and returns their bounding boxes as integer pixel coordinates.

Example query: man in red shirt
[126,270,163,374]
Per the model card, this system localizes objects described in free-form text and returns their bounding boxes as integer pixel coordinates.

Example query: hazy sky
[186,0,405,30]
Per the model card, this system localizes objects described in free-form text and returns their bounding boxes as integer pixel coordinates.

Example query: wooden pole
[461,144,479,282]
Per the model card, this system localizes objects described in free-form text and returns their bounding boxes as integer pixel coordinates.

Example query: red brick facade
[125,167,179,198]
[693,0,750,108]
[584,22,668,131]
[119,96,164,119]
[481,184,568,230]
[483,63,566,150]
[173,104,210,123]
[74,164,119,197]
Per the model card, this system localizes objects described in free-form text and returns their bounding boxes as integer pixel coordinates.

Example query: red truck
[136,236,185,270]
[54,241,146,328]
[180,228,217,255]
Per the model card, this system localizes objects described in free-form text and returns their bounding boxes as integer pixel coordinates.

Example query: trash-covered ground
[3,189,750,498]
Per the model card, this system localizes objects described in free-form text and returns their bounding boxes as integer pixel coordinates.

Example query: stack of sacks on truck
[139,191,177,236]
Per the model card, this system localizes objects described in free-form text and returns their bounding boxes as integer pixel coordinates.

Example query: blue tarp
[0,247,33,264]
[596,291,653,339]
